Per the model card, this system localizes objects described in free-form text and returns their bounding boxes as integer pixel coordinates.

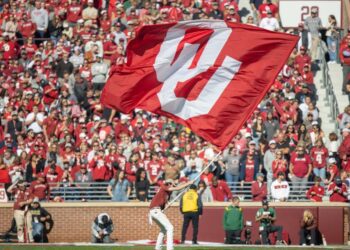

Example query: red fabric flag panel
[102,20,298,150]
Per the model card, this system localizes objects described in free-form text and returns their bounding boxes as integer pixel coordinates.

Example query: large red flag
[101,20,298,150]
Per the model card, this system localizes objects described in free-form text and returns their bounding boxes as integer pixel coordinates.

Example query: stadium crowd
[0,0,348,205]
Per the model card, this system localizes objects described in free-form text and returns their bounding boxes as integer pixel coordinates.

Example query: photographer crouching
[255,199,284,245]
[91,213,114,243]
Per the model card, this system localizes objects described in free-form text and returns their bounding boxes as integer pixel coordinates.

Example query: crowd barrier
[40,181,323,202]
[0,202,347,245]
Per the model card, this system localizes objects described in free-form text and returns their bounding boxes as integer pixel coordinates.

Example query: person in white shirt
[84,34,103,58]
[259,10,280,31]
[271,172,290,202]
[185,150,203,173]
[25,105,44,133]
[113,23,127,48]
[299,96,313,120]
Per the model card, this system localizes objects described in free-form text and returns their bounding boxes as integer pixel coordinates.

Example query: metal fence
[48,181,323,202]
[319,40,340,133]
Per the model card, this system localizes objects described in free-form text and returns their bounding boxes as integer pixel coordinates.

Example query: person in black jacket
[56,52,73,79]
[5,111,24,143]
[25,154,45,183]
[29,198,52,243]
[135,168,150,201]
[73,73,88,106]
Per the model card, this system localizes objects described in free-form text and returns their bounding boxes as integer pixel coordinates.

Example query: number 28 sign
[279,0,342,28]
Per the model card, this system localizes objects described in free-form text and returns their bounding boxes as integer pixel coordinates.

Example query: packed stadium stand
[0,0,349,246]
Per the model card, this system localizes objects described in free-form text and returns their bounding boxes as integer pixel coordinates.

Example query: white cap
[245,132,252,138]
[249,141,256,145]
[120,114,130,120]
[79,132,87,139]
[311,121,318,126]
[164,179,175,184]
[343,128,350,133]
[269,140,276,145]
[88,0,94,3]
[329,158,336,164]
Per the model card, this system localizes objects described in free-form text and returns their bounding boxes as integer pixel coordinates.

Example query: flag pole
[162,150,222,212]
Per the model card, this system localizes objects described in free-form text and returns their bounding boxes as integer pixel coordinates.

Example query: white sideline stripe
[0,242,348,248]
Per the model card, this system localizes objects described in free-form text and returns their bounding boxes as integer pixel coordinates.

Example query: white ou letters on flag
[154,22,242,120]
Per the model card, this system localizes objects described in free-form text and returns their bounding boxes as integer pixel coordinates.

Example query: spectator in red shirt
[44,164,62,187]
[339,128,350,160]
[145,152,163,185]
[210,176,232,201]
[327,177,348,202]
[18,13,36,38]
[42,108,59,143]
[0,155,11,185]
[89,150,108,182]
[251,173,267,201]
[225,5,241,23]
[258,0,278,19]
[294,46,312,74]
[1,33,18,60]
[239,142,260,185]
[340,39,350,93]
[7,180,34,243]
[272,150,288,179]
[67,0,83,25]
[28,173,50,201]
[200,166,214,185]
[289,145,312,195]
[310,139,328,181]
[325,158,338,184]
[306,176,324,202]
[302,64,314,84]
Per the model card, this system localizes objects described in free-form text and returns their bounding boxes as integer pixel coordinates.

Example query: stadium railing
[46,181,323,202]
[320,40,340,133]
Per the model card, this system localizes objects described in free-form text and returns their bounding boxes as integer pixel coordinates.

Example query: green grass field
[0,245,347,250]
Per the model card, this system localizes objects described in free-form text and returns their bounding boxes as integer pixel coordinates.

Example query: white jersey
[271,179,290,201]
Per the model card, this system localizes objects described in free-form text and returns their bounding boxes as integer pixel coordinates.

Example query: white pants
[150,208,174,250]
[14,210,33,243]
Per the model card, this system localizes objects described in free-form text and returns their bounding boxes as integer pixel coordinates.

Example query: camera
[244,221,253,245]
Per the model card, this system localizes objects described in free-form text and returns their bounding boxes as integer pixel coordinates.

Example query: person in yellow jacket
[180,184,203,245]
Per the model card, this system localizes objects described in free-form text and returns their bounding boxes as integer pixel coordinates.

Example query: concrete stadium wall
[0,202,348,245]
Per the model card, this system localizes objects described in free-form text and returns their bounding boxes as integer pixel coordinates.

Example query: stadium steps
[328,63,349,114]
[315,66,337,136]
[238,0,253,23]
